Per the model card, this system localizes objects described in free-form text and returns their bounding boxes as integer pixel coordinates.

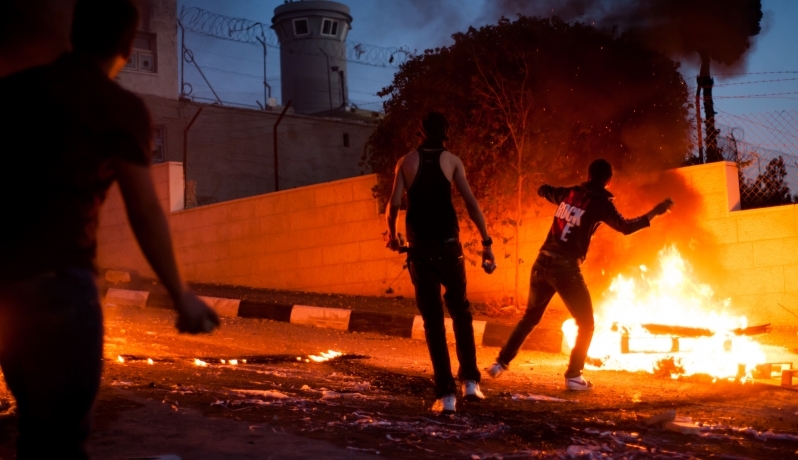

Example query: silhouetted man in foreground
[386,112,496,413]
[488,159,673,390]
[0,1,219,457]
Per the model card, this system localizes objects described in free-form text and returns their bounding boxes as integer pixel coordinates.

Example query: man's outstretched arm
[452,158,495,266]
[603,198,674,235]
[113,159,220,333]
[385,158,406,251]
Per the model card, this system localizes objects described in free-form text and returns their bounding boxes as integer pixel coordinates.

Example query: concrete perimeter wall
[98,161,798,326]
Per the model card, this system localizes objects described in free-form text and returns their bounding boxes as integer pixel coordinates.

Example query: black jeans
[498,252,595,379]
[407,242,480,398]
[0,268,104,459]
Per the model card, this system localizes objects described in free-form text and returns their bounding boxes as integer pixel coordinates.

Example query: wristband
[482,237,493,247]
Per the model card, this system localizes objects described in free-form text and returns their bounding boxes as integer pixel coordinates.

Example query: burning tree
[363,16,690,305]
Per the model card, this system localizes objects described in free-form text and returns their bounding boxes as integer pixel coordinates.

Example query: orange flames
[563,246,766,380]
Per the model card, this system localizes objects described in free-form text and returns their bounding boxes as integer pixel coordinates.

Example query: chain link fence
[690,109,798,210]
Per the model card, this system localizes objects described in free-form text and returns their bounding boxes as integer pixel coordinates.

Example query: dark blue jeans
[408,242,480,398]
[0,268,103,459]
[498,252,595,378]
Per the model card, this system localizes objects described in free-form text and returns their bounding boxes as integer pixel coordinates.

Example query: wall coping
[171,172,378,215]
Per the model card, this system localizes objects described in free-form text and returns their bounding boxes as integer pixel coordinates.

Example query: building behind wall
[0,0,378,205]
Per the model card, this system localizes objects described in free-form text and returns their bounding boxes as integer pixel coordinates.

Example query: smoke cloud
[480,0,764,70]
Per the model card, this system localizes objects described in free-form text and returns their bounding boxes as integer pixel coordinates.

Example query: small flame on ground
[563,246,766,380]
[194,358,208,367]
[117,355,125,364]
[229,359,238,365]
[147,358,154,365]
[309,350,343,363]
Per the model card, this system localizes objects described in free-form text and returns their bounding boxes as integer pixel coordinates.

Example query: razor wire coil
[179,6,412,68]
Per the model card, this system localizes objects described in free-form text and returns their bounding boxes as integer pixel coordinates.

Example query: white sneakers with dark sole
[432,394,457,413]
[462,380,485,401]
[487,362,506,378]
[565,375,594,391]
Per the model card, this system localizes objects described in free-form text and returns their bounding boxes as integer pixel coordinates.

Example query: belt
[408,237,459,248]
[539,250,582,266]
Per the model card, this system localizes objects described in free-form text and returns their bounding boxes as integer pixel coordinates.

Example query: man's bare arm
[452,158,489,241]
[385,158,406,250]
[452,158,494,267]
[113,159,219,333]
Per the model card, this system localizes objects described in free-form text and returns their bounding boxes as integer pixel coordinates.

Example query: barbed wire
[179,6,412,68]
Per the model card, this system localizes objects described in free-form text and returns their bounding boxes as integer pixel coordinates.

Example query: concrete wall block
[730,292,798,326]
[259,215,292,235]
[223,219,261,241]
[351,176,379,201]
[736,207,797,242]
[322,242,362,265]
[783,265,798,292]
[270,189,317,214]
[719,266,784,296]
[197,225,220,245]
[227,201,257,222]
[315,182,353,207]
[229,237,271,259]
[713,242,754,270]
[700,218,738,245]
[295,247,324,269]
[687,166,730,195]
[228,257,255,277]
[753,238,798,268]
[698,192,732,220]
[360,239,393,262]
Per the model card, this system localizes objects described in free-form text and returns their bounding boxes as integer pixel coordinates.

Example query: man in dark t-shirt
[0,1,219,457]
[386,112,496,413]
[487,159,673,391]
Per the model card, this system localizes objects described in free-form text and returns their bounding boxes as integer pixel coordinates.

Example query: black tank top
[406,148,459,245]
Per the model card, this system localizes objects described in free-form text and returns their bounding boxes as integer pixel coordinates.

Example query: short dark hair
[588,159,613,185]
[420,112,450,141]
[71,0,139,59]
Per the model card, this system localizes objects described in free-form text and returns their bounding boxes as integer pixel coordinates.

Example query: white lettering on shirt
[561,223,573,241]
[555,202,586,242]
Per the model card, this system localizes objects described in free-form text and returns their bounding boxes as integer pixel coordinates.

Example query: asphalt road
[1,305,797,459]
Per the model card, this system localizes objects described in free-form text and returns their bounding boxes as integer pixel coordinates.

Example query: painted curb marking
[105,288,149,308]
[102,288,562,351]
[198,296,240,318]
[290,305,352,331]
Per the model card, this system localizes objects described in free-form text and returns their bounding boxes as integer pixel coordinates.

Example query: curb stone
[102,288,562,353]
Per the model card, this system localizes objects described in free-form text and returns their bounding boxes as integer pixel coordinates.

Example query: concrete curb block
[104,288,562,352]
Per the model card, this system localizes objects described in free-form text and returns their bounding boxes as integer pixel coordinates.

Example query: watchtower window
[321,19,339,37]
[124,32,157,73]
[293,18,310,36]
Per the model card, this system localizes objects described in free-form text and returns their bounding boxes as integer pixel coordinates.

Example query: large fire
[563,246,767,380]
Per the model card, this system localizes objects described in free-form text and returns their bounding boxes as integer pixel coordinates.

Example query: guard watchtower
[271,1,352,115]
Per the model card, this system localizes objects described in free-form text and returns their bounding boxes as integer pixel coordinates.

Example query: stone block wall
[97,161,798,326]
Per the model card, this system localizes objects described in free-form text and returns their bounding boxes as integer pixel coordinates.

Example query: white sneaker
[431,394,457,413]
[487,362,506,379]
[462,381,485,401]
[565,375,594,391]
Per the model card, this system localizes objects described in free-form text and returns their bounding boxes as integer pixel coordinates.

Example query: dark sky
[179,0,798,115]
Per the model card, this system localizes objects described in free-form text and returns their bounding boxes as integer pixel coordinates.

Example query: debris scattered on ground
[512,393,571,402]
[644,410,676,426]
[231,389,290,399]
[664,417,701,435]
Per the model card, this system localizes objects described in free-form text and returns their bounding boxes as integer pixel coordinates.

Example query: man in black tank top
[487,159,673,391]
[386,112,496,413]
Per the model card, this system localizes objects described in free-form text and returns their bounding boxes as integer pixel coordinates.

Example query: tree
[740,156,795,209]
[362,16,690,306]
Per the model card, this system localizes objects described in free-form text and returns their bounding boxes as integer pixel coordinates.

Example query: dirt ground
[1,305,797,459]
